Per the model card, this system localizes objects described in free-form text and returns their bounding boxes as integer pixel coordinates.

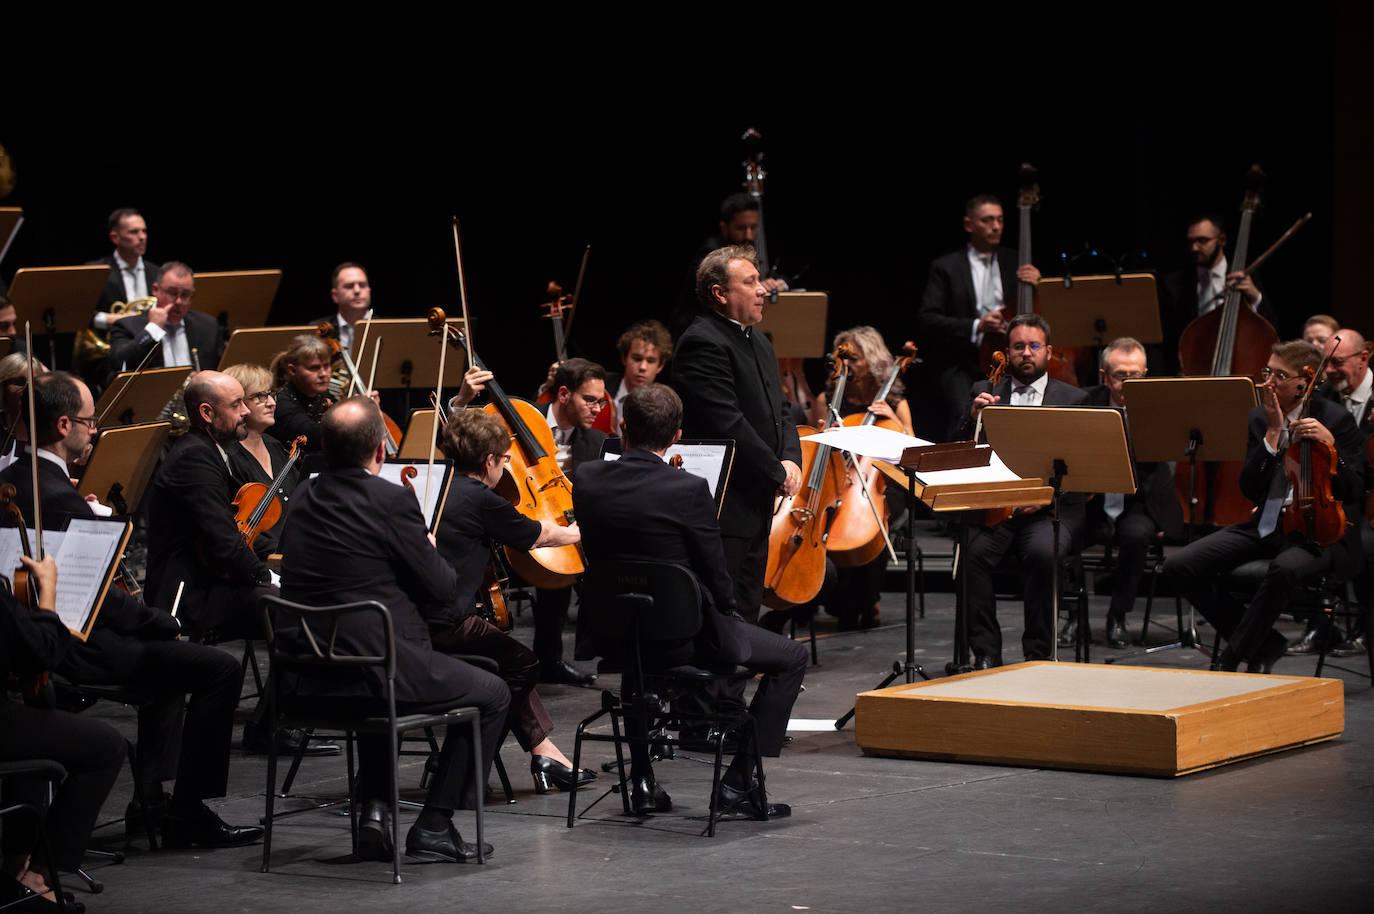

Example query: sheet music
[0,518,125,636]
[602,443,729,498]
[803,425,935,462]
[911,449,1021,486]
[376,461,449,527]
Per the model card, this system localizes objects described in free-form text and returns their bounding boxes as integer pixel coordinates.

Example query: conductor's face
[712,258,766,327]
[1007,325,1050,385]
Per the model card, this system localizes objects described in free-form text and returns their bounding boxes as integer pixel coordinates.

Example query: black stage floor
[67,565,1373,913]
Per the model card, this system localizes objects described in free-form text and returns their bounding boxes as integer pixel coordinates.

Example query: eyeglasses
[68,415,98,429]
[246,390,276,405]
[1187,235,1220,246]
[1009,342,1045,354]
[1107,371,1146,382]
[1259,367,1298,382]
[579,395,605,409]
[1326,352,1368,368]
[160,288,194,302]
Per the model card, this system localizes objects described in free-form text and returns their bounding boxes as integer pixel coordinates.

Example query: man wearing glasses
[107,262,226,384]
[962,313,1088,667]
[1164,340,1365,673]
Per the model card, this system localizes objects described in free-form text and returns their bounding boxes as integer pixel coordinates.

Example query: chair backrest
[582,559,705,644]
[260,594,396,685]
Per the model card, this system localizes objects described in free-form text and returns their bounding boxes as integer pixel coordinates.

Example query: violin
[1281,341,1346,546]
[428,307,583,589]
[826,341,918,568]
[980,351,1016,527]
[232,435,306,549]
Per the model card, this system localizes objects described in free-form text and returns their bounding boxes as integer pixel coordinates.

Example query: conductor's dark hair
[32,372,82,445]
[1007,312,1051,340]
[331,261,368,286]
[107,207,142,233]
[622,383,681,452]
[695,245,758,308]
[718,192,759,224]
[321,396,385,470]
[441,408,509,475]
[964,194,1002,217]
[552,358,605,396]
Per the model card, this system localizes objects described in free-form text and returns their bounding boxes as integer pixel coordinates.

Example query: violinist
[106,262,225,382]
[0,353,46,470]
[310,262,371,351]
[268,334,335,454]
[0,371,263,849]
[962,314,1088,667]
[429,407,593,793]
[917,194,1042,442]
[221,363,299,559]
[1163,340,1365,673]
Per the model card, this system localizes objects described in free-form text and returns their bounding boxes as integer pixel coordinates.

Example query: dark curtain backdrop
[3,6,1348,400]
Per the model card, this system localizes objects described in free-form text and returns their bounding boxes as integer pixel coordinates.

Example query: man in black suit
[106,262,226,383]
[674,245,802,624]
[2,372,261,848]
[575,383,805,819]
[309,262,372,351]
[963,313,1089,666]
[279,397,509,862]
[1164,340,1365,672]
[1157,215,1278,375]
[672,193,788,340]
[918,194,1043,441]
[87,207,159,317]
[1060,338,1183,649]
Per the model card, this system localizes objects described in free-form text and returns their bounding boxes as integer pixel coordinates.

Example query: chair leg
[469,715,485,866]
[72,865,104,893]
[261,724,278,873]
[491,753,515,805]
[278,729,313,796]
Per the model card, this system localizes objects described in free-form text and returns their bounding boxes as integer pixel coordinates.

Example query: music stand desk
[95,367,191,428]
[1036,273,1162,347]
[354,317,468,390]
[79,421,171,514]
[756,291,828,359]
[218,325,320,371]
[7,266,111,332]
[193,270,281,330]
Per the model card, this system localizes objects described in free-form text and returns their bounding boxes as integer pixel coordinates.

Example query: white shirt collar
[1012,373,1050,398]
[1346,368,1372,405]
[114,251,143,273]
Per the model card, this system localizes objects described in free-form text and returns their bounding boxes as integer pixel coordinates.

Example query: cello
[825,341,919,568]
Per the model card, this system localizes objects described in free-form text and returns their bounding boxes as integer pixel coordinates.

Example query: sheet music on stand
[380,458,453,531]
[599,438,735,518]
[0,517,129,640]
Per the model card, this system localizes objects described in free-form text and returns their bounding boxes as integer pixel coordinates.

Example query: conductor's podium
[855,662,1343,777]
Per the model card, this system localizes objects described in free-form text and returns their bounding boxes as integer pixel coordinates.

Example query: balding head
[321,396,386,470]
[1327,329,1370,394]
[185,370,248,443]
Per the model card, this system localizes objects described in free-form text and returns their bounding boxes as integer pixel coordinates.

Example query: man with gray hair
[107,261,226,383]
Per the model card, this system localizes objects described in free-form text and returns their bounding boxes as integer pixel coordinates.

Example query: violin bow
[558,244,591,361]
[349,308,376,397]
[23,323,43,561]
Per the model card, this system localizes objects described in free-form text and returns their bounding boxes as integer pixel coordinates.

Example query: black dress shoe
[404,821,492,862]
[1056,618,1079,648]
[972,654,995,671]
[629,776,673,816]
[1330,633,1367,658]
[531,755,596,794]
[242,725,342,757]
[1246,631,1287,675]
[161,803,265,849]
[1106,615,1130,649]
[538,660,597,687]
[715,780,791,821]
[356,799,394,862]
[1284,624,1327,655]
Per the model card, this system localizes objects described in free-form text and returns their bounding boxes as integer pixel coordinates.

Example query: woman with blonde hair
[221,362,299,559]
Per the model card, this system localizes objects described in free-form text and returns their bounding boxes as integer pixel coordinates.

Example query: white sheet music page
[0,519,123,635]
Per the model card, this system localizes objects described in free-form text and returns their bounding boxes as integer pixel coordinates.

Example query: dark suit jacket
[107,309,225,380]
[145,428,269,635]
[0,453,179,680]
[278,466,473,704]
[1157,266,1278,376]
[573,448,750,665]
[917,246,1018,376]
[567,426,607,479]
[959,375,1089,440]
[1321,381,1374,490]
[673,310,802,538]
[86,254,161,313]
[1082,384,1184,539]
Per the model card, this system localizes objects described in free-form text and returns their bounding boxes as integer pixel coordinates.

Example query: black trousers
[532,585,572,666]
[0,702,124,872]
[1104,502,1161,619]
[430,615,554,752]
[721,521,769,625]
[1163,523,1353,664]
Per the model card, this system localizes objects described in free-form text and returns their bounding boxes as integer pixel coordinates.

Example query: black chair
[259,596,486,884]
[0,759,69,913]
[567,559,764,838]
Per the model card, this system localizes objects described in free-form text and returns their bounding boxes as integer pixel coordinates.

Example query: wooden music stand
[218,325,320,370]
[399,408,441,460]
[78,422,171,515]
[1035,273,1162,348]
[755,291,828,358]
[353,317,468,392]
[982,405,1137,663]
[6,265,111,369]
[0,207,22,264]
[192,270,281,330]
[95,367,191,428]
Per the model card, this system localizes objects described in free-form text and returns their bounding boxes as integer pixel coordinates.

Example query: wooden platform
[854,662,1344,777]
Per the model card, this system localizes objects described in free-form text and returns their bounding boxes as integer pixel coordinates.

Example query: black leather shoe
[1106,615,1130,649]
[715,780,791,821]
[161,803,264,849]
[531,755,596,794]
[1330,633,1367,658]
[404,821,492,862]
[1284,624,1327,655]
[356,799,394,862]
[630,776,673,816]
[972,654,996,671]
[242,725,342,758]
[1246,631,1287,675]
[1056,618,1079,648]
[538,660,597,687]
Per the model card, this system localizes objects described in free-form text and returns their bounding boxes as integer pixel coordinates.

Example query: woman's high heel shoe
[531,755,597,794]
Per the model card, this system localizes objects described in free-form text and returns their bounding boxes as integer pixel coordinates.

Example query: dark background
[4,5,1366,404]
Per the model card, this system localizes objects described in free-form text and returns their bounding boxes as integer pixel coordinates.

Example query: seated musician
[106,262,225,383]
[86,207,157,319]
[1,555,123,912]
[430,407,592,792]
[1061,338,1182,650]
[0,295,17,338]
[962,313,1088,668]
[1163,340,1365,672]
[279,397,508,863]
[0,354,46,470]
[310,262,372,351]
[574,383,806,819]
[1,371,262,849]
[267,334,335,454]
[221,363,299,560]
[605,319,672,421]
[1303,314,1340,350]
